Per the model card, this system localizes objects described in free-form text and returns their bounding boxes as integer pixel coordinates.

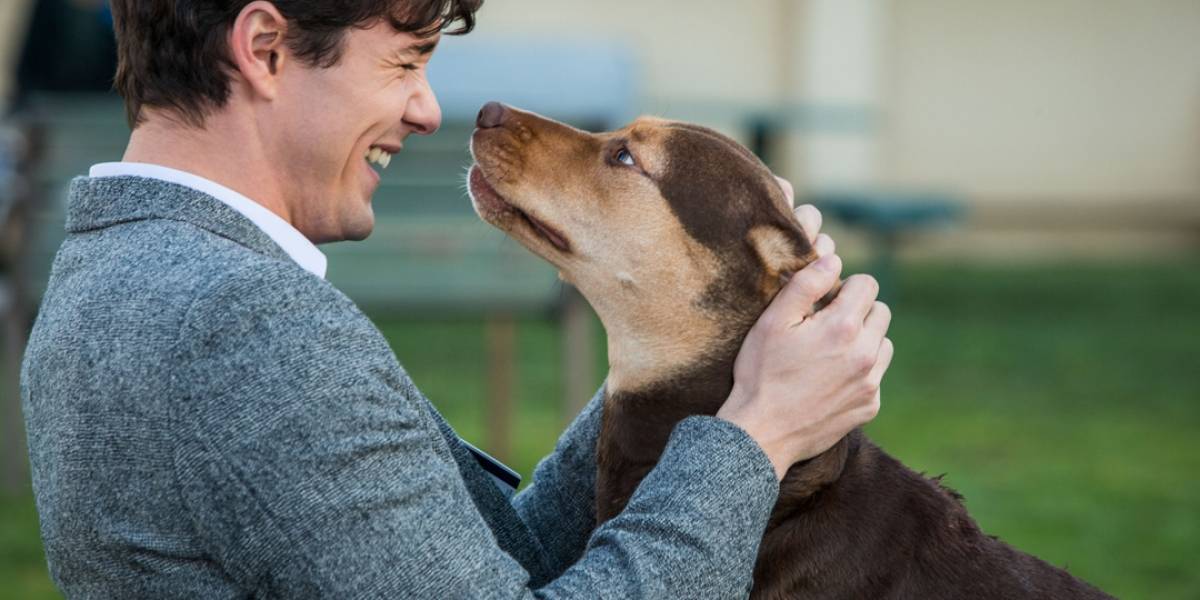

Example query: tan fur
[748,225,814,299]
[468,105,1112,600]
[469,109,725,393]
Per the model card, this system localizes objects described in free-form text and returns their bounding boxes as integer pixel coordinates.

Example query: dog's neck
[599,263,789,416]
[596,277,854,521]
[602,321,728,396]
[589,279,732,395]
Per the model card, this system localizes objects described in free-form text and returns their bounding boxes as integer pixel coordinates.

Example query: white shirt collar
[88,162,327,279]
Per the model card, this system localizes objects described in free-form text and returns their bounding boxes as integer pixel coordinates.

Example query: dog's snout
[476,102,509,129]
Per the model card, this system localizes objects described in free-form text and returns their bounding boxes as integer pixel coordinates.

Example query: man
[21,1,892,597]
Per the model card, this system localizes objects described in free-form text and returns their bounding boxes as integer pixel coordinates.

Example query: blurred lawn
[2,260,1198,599]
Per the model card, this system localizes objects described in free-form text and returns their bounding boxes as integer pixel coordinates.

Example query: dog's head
[468,103,819,391]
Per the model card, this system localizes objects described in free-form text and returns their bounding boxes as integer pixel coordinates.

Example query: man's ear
[229,1,289,101]
[747,224,819,297]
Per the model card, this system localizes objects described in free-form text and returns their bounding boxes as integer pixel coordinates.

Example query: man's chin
[342,208,375,241]
[306,211,374,244]
[341,226,372,242]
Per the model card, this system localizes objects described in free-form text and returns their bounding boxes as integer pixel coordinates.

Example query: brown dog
[466,101,1112,599]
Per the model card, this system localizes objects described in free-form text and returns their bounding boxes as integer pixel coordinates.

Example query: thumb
[773,254,843,318]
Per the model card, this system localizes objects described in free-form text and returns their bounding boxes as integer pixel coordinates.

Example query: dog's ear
[748,224,820,297]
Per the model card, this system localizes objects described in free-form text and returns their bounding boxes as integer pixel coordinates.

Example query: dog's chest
[594,397,677,522]
[593,381,732,522]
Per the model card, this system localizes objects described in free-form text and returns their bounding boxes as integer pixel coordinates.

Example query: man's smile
[361,143,399,190]
[365,145,396,170]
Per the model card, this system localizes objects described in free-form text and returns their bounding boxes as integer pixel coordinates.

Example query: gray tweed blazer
[20,175,780,599]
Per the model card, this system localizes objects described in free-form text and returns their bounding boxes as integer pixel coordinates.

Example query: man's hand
[717,193,893,480]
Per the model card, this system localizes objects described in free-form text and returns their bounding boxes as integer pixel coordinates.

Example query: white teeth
[365,146,393,170]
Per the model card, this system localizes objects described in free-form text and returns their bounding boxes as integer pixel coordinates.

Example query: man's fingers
[794,204,822,241]
[825,274,880,323]
[862,300,891,344]
[774,254,843,319]
[813,233,834,258]
[775,176,795,207]
[866,337,894,388]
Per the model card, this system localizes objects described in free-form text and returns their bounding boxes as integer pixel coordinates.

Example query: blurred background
[1,0,1198,598]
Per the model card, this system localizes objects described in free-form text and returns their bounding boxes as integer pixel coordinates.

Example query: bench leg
[485,314,515,463]
[562,287,596,424]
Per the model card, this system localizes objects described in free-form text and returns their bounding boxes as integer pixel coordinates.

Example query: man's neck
[122,108,290,224]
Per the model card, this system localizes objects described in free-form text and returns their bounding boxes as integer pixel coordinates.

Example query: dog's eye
[615,147,636,167]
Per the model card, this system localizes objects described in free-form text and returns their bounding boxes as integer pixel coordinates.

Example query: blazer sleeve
[171,265,780,599]
[511,386,605,577]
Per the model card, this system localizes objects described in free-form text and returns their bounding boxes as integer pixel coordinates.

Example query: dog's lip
[468,165,572,254]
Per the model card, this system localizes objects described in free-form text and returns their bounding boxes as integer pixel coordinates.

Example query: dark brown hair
[110,0,482,128]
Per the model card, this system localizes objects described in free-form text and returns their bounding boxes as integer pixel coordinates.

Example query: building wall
[471,0,1200,257]
[470,0,791,107]
[476,1,1198,193]
[882,0,1200,205]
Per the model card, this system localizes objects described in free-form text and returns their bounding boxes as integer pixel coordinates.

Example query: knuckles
[862,396,882,420]
[852,348,877,375]
[863,372,883,393]
[828,315,861,344]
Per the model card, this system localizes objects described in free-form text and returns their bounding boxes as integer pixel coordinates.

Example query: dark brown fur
[593,126,1113,599]
[468,105,1112,599]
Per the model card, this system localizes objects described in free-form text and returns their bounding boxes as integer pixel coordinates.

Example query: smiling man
[20,1,891,598]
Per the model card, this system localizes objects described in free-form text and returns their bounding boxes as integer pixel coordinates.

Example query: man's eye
[615,147,636,167]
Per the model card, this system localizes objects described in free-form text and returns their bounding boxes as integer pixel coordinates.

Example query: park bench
[812,188,964,299]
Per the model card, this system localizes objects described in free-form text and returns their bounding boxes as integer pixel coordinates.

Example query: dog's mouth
[467,165,572,254]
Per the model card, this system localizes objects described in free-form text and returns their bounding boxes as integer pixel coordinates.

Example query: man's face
[268,21,442,243]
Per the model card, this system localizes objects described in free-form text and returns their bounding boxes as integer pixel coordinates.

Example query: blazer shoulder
[179,255,362,337]
[82,217,352,325]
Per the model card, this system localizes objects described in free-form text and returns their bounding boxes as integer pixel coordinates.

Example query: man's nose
[404,78,442,135]
[476,102,510,129]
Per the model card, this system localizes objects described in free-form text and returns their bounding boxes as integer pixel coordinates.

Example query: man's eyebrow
[397,38,440,58]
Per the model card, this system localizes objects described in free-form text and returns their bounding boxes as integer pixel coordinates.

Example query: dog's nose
[476,102,509,129]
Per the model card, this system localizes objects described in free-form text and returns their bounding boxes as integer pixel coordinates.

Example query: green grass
[2,261,1198,599]
[867,262,1200,599]
[0,495,60,599]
